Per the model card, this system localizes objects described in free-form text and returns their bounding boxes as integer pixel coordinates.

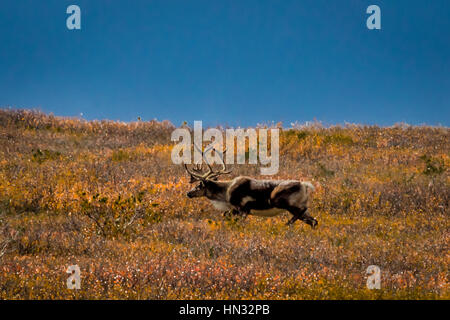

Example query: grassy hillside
[0,109,448,299]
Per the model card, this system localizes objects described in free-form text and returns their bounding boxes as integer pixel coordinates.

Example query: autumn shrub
[0,109,448,299]
[77,191,161,239]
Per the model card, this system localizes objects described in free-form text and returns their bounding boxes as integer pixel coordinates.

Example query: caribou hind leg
[285,206,318,228]
[285,207,305,226]
[270,183,318,229]
[299,209,318,228]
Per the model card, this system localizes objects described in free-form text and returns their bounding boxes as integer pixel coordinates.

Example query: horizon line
[1,107,448,129]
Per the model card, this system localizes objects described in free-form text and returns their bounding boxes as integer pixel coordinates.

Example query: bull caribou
[184,148,318,228]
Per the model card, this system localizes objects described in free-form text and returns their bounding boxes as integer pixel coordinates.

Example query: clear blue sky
[0,0,449,126]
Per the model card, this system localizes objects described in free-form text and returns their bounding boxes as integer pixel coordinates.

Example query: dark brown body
[187,176,318,228]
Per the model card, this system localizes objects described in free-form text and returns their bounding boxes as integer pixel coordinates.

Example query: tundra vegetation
[0,109,448,299]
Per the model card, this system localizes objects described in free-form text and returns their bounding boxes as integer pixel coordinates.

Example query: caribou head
[184,146,232,198]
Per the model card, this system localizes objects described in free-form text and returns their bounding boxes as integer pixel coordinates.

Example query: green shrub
[323,133,354,145]
[112,149,130,162]
[31,149,61,164]
[420,155,445,175]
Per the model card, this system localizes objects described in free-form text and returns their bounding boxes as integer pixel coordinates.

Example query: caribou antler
[205,148,233,180]
[184,145,232,182]
[184,143,214,182]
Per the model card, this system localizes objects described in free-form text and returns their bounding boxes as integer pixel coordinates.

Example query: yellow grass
[0,109,448,299]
